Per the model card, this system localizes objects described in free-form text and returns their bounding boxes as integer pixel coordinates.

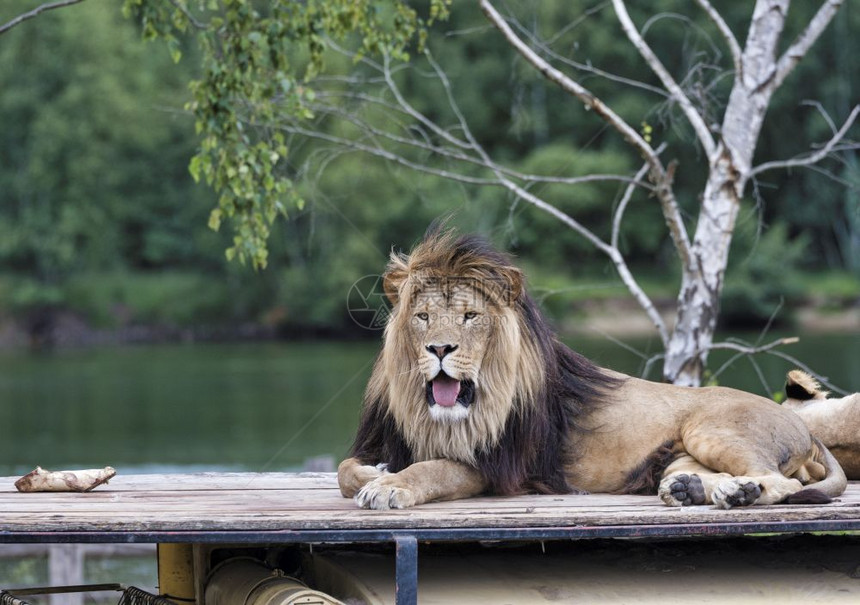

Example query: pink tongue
[432,374,461,407]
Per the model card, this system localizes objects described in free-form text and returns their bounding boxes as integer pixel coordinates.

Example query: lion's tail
[784,437,847,504]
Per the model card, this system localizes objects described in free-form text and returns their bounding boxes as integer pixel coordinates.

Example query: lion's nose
[426,344,458,359]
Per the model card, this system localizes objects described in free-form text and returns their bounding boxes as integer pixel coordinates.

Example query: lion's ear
[497,265,524,304]
[382,252,409,305]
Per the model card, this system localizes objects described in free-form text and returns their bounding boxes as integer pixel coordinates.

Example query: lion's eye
[416,312,429,321]
[464,311,478,321]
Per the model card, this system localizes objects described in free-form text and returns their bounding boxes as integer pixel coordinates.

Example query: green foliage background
[0,0,858,339]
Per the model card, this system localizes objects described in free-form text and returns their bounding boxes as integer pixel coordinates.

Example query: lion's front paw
[712,478,762,509]
[355,475,418,510]
[659,473,706,507]
[338,459,391,499]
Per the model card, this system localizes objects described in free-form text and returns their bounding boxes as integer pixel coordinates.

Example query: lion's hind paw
[659,473,706,507]
[712,478,762,509]
[354,476,418,510]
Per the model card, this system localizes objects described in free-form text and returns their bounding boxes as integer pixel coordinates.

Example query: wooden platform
[2,472,860,543]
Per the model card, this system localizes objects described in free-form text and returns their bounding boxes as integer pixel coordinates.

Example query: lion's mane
[348,229,620,496]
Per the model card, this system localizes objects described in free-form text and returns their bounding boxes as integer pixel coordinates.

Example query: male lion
[338,230,846,510]
[784,370,860,479]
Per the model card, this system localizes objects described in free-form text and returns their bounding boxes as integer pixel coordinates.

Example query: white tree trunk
[663,0,789,385]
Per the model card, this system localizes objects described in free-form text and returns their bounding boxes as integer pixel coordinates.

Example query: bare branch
[704,334,849,397]
[706,336,796,393]
[310,74,657,195]
[519,173,652,188]
[611,0,717,158]
[650,159,691,271]
[544,1,612,46]
[714,300,784,392]
[766,350,849,397]
[498,168,671,343]
[322,42,643,191]
[586,326,653,361]
[642,351,666,380]
[693,0,742,75]
[640,12,723,60]
[309,97,653,190]
[479,0,693,271]
[307,101,474,162]
[381,52,472,152]
[421,48,606,249]
[610,153,671,345]
[279,124,501,185]
[479,1,653,162]
[746,354,772,395]
[497,179,671,343]
[802,100,838,133]
[508,17,669,98]
[707,348,774,395]
[0,0,86,36]
[612,159,654,250]
[803,163,860,190]
[774,0,844,89]
[709,336,800,355]
[325,39,459,146]
[750,105,860,177]
[165,0,209,31]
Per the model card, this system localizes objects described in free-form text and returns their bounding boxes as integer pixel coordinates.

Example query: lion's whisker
[396,365,424,378]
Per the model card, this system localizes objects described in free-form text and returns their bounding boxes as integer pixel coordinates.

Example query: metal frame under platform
[2,472,860,604]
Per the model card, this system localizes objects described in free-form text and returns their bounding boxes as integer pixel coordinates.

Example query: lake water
[1,333,858,477]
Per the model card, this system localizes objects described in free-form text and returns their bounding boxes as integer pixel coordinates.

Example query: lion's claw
[355,476,417,510]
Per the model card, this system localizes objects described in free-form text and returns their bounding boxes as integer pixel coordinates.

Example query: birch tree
[129,0,858,386]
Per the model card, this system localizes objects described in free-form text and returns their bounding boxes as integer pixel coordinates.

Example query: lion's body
[784,370,860,479]
[338,230,846,510]
[567,373,836,497]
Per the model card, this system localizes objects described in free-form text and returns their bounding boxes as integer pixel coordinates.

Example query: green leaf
[189,155,202,183]
[167,38,182,63]
[208,208,222,231]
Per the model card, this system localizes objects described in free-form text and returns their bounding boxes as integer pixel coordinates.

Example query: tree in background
[124,0,858,387]
[0,0,244,341]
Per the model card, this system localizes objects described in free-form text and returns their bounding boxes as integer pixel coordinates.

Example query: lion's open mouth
[426,373,475,408]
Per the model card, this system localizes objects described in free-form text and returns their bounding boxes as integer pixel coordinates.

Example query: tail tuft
[784,488,832,505]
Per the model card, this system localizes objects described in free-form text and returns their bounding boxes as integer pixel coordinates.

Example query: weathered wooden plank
[2,489,858,515]
[0,472,339,493]
[0,491,664,513]
[5,472,858,504]
[1,474,859,538]
[1,503,859,531]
